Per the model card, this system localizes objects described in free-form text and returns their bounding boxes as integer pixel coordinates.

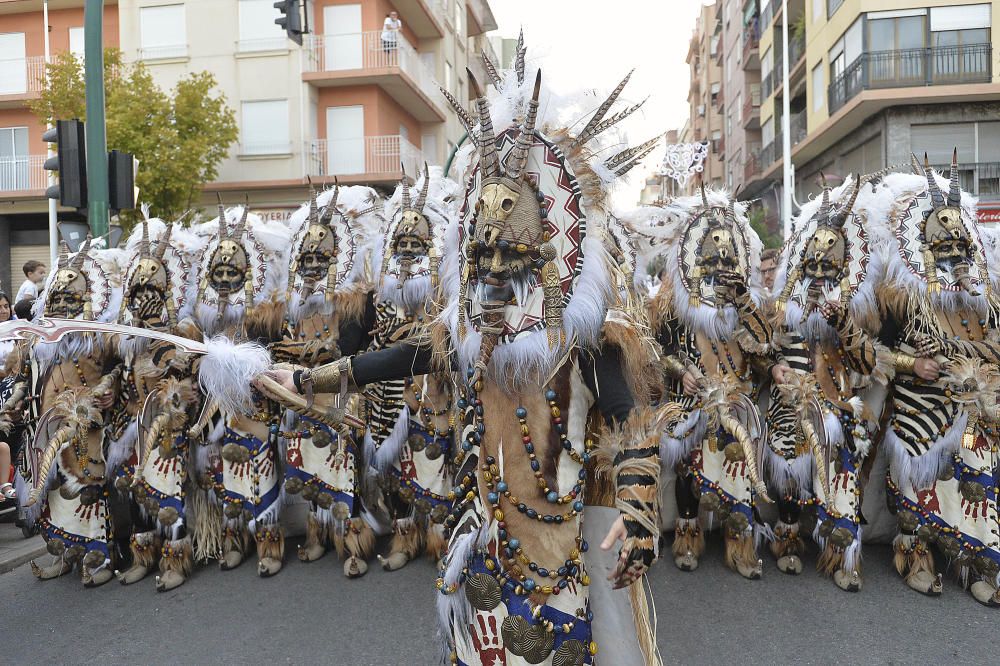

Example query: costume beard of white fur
[669,274,739,340]
[288,289,332,323]
[379,272,432,315]
[784,292,839,345]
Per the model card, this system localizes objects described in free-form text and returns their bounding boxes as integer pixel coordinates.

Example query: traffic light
[274,0,304,45]
[42,119,88,209]
[108,149,138,213]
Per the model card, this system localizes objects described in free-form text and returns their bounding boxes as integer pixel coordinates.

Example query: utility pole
[43,0,58,264]
[84,0,109,238]
[780,0,792,240]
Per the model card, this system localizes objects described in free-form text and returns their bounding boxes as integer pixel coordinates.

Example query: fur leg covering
[672,517,704,572]
[894,533,943,596]
[255,524,285,577]
[298,511,328,563]
[379,519,424,571]
[343,517,375,578]
[425,522,448,562]
[156,538,193,592]
[116,531,160,585]
[220,524,251,570]
[724,528,762,580]
[80,549,114,587]
[771,521,804,575]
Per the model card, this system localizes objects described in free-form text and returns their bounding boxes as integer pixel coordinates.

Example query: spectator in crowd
[13,299,34,321]
[382,11,402,53]
[760,247,779,291]
[15,260,47,304]
[0,291,17,510]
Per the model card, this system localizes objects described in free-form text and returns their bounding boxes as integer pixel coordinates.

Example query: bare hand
[771,364,791,385]
[95,391,115,410]
[259,368,298,394]
[818,300,843,325]
[914,357,941,381]
[681,371,700,396]
[600,514,628,553]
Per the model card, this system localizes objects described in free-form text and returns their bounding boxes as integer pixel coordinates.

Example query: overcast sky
[490,0,707,208]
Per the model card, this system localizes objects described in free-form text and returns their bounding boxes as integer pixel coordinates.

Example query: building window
[762,117,774,146]
[445,61,454,94]
[139,4,186,60]
[238,0,287,52]
[0,32,26,95]
[242,100,290,155]
[454,1,463,35]
[725,52,733,83]
[811,62,824,111]
[812,0,823,24]
[69,26,85,59]
[0,126,30,190]
[827,0,844,19]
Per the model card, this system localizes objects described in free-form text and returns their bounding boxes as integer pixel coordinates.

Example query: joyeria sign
[978,202,1000,224]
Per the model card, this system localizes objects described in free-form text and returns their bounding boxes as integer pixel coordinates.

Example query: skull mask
[917,151,978,295]
[297,185,339,284]
[45,237,92,319]
[208,204,250,297]
[126,221,174,325]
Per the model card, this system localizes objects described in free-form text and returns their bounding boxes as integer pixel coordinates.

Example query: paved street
[1,527,996,665]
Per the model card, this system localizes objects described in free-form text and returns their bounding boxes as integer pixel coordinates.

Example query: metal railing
[762,135,780,167]
[236,37,289,53]
[0,156,46,192]
[744,149,762,182]
[742,83,761,124]
[930,161,1000,196]
[304,135,422,178]
[829,43,993,113]
[762,71,773,98]
[138,44,188,60]
[788,32,805,68]
[241,141,293,156]
[0,56,47,96]
[743,19,760,66]
[303,31,440,107]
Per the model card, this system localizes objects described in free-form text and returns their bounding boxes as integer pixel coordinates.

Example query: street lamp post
[43,0,58,264]
[780,0,792,239]
[84,0,109,239]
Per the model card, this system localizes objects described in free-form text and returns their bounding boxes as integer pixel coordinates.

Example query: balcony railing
[0,56,47,96]
[743,19,760,67]
[138,44,188,60]
[744,151,762,182]
[236,37,289,53]
[0,156,46,192]
[742,83,761,125]
[304,31,440,107]
[789,33,805,69]
[304,135,422,179]
[762,71,773,99]
[762,136,780,167]
[930,161,1000,197]
[829,43,993,113]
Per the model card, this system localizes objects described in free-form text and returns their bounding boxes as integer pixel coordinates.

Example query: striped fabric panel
[891,377,959,457]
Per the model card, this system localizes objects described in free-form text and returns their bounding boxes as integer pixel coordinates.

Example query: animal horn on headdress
[154,224,173,261]
[573,69,635,148]
[505,69,541,180]
[947,147,962,207]
[481,50,502,87]
[415,162,431,212]
[468,69,500,179]
[216,193,228,238]
[232,197,249,240]
[910,152,922,175]
[700,180,709,209]
[832,174,861,228]
[514,28,526,85]
[57,241,70,269]
[139,214,151,258]
[306,176,320,226]
[70,234,92,270]
[320,177,340,226]
[400,163,412,210]
[724,200,736,225]
[924,153,945,206]
[817,185,831,219]
[439,86,474,135]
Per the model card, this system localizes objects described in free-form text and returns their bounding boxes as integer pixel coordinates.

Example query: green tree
[30,48,238,229]
[749,206,782,249]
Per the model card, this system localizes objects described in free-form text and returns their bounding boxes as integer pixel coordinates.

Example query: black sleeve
[338,293,377,356]
[878,310,902,348]
[350,342,433,386]
[579,344,635,426]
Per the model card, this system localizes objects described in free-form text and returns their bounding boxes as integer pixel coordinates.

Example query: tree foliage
[748,206,783,249]
[30,48,238,229]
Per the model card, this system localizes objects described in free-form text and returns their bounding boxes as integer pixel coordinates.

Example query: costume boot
[343,517,374,578]
[298,512,327,563]
[117,531,160,585]
[724,528,762,580]
[255,524,285,577]
[770,521,804,575]
[893,534,942,596]
[220,524,250,571]
[156,538,193,592]
[80,549,113,587]
[378,519,422,571]
[672,517,704,572]
[31,540,76,580]
[818,527,862,592]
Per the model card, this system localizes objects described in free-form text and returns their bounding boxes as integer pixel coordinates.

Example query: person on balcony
[382,11,402,54]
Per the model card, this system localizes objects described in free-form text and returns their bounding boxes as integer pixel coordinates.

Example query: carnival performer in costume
[261,45,671,664]
[645,187,783,580]
[193,201,291,577]
[110,211,208,591]
[2,239,124,586]
[367,166,460,572]
[766,177,890,591]
[870,153,1000,606]
[272,182,382,577]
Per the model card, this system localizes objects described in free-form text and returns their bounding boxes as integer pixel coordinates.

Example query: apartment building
[684,1,725,190]
[747,0,1000,228]
[0,0,495,294]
